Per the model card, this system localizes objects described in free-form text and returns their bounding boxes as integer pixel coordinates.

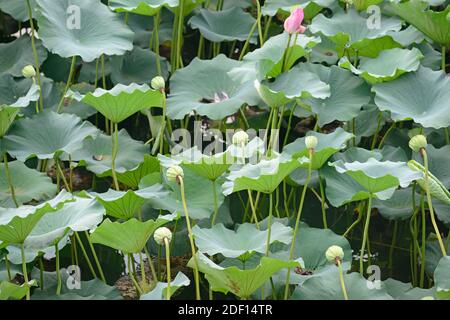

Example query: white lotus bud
[409,135,427,153]
[305,135,318,150]
[22,65,36,78]
[326,245,344,264]
[232,130,249,146]
[151,76,165,91]
[154,227,172,245]
[167,165,184,183]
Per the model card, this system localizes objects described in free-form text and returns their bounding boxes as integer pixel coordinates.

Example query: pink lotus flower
[284,7,306,34]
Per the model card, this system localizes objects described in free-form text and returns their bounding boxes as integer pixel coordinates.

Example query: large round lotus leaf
[189,7,257,43]
[301,63,371,126]
[0,75,40,110]
[24,197,104,249]
[222,153,304,195]
[257,66,330,108]
[188,252,299,299]
[109,46,169,86]
[310,36,339,65]
[330,158,421,194]
[413,145,450,189]
[68,129,146,176]
[192,222,292,258]
[90,217,170,254]
[93,184,168,220]
[372,188,420,221]
[339,48,423,84]
[291,268,393,300]
[283,128,354,170]
[0,36,47,77]
[261,0,334,17]
[146,166,224,220]
[354,105,388,139]
[386,1,450,46]
[310,9,402,58]
[116,154,160,189]
[167,54,259,120]
[140,272,190,300]
[70,83,163,123]
[244,32,320,79]
[30,269,121,300]
[387,25,425,47]
[0,281,29,300]
[434,256,450,299]
[383,278,436,300]
[4,111,98,161]
[35,0,134,62]
[0,191,72,244]
[372,66,450,129]
[109,0,203,16]
[158,147,231,181]
[0,0,36,21]
[0,160,56,207]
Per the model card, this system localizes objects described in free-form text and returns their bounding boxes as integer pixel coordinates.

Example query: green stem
[3,153,19,207]
[84,231,106,283]
[143,247,158,284]
[263,16,272,42]
[74,232,98,279]
[20,243,30,300]
[255,0,264,46]
[337,260,349,300]
[175,0,185,71]
[39,256,45,290]
[360,196,372,275]
[388,221,398,274]
[319,176,327,229]
[139,252,146,286]
[211,180,219,226]
[283,33,297,72]
[164,238,171,300]
[442,46,446,72]
[247,189,260,229]
[420,191,426,287]
[55,242,61,295]
[111,122,120,190]
[378,122,396,149]
[5,255,11,281]
[238,20,258,61]
[370,112,383,150]
[265,192,273,256]
[153,10,162,76]
[179,177,201,300]
[56,56,77,113]
[127,254,143,296]
[56,158,71,192]
[283,103,297,147]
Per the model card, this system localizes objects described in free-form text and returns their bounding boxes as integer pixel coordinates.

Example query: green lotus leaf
[372,188,420,221]
[261,0,334,17]
[158,147,231,181]
[413,145,450,189]
[0,281,29,300]
[387,25,425,47]
[189,7,257,43]
[386,0,450,45]
[188,252,299,299]
[91,217,171,254]
[301,63,371,126]
[167,54,259,120]
[339,48,423,84]
[372,66,450,129]
[31,269,121,300]
[330,157,421,194]
[109,46,169,86]
[310,9,402,58]
[69,83,163,123]
[222,153,305,195]
[140,272,190,300]
[283,128,354,170]
[146,166,224,220]
[0,0,36,21]
[310,36,339,65]
[93,184,169,220]
[291,268,393,300]
[24,197,104,249]
[257,66,330,108]
[416,42,443,71]
[116,154,160,188]
[244,32,321,79]
[109,0,203,16]
[353,0,383,11]
[0,160,56,207]
[0,191,72,244]
[4,111,98,161]
[354,105,388,139]
[383,278,436,300]
[0,36,47,77]
[0,75,40,110]
[192,222,292,258]
[36,0,134,62]
[68,129,146,176]
[434,256,450,299]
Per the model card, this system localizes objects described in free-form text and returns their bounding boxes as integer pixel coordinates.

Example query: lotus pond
[0,0,449,302]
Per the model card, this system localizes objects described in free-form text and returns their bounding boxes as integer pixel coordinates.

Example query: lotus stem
[55,158,71,192]
[84,231,106,283]
[283,103,297,147]
[256,0,264,46]
[20,243,30,300]
[360,196,372,275]
[239,20,258,61]
[111,122,120,191]
[378,122,396,149]
[139,252,147,287]
[337,260,349,300]
[143,247,158,284]
[247,189,260,229]
[319,176,328,229]
[173,0,185,72]
[55,242,62,295]
[343,203,364,237]
[127,254,143,296]
[370,112,383,150]
[420,192,426,287]
[179,177,201,300]
[26,0,44,111]
[74,232,98,279]
[283,33,298,73]
[263,16,272,42]
[265,192,273,256]
[442,46,446,73]
[5,254,12,281]
[211,180,220,226]
[3,153,19,207]
[39,256,45,290]
[284,149,313,300]
[422,149,447,256]
[56,56,77,113]
[164,237,171,300]
[153,10,162,76]
[388,220,398,274]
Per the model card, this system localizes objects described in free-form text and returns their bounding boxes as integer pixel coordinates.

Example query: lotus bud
[167,165,184,183]
[151,76,165,92]
[284,7,306,34]
[305,135,318,150]
[326,245,344,264]
[409,135,427,153]
[232,130,249,146]
[154,227,172,245]
[22,65,36,78]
